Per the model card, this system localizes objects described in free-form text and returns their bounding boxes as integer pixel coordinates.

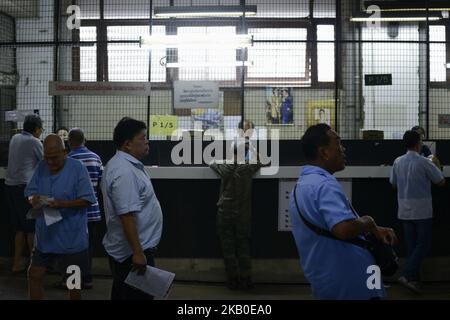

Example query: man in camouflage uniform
[210,146,262,291]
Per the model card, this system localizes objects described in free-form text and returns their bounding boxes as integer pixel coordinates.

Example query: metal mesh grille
[1,0,450,141]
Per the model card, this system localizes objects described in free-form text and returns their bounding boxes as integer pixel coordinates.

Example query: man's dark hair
[68,128,85,146]
[238,120,255,130]
[113,117,147,148]
[411,125,425,137]
[56,126,69,133]
[403,130,421,149]
[301,123,332,161]
[23,114,42,133]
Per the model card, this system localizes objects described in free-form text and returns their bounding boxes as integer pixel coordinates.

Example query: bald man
[25,134,96,300]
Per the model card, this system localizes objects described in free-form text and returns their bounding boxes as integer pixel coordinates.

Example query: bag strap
[292,184,371,250]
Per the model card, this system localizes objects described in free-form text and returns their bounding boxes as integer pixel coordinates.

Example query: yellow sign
[306,99,335,129]
[150,115,178,136]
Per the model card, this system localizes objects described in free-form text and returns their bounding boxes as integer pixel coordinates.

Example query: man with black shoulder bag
[289,124,398,300]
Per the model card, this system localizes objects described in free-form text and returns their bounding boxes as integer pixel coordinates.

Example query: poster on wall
[438,114,450,128]
[306,99,335,129]
[265,87,294,125]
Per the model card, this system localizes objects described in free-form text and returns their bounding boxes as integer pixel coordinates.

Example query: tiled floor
[1,272,449,300]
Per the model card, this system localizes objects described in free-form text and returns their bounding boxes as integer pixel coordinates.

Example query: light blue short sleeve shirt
[102,151,163,262]
[289,165,386,300]
[24,158,96,254]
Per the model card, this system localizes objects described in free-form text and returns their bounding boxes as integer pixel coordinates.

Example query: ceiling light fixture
[154,5,257,18]
[350,11,443,22]
[164,61,253,68]
[363,1,450,12]
[140,34,253,48]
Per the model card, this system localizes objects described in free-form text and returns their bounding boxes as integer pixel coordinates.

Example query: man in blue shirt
[68,128,103,289]
[102,117,163,300]
[390,130,445,293]
[289,124,397,300]
[25,134,96,300]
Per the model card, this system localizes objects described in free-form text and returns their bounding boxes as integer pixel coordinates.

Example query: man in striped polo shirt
[68,128,103,289]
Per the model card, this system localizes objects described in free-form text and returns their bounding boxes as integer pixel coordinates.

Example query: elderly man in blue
[25,134,96,300]
[289,124,397,300]
[390,130,445,294]
[102,117,163,300]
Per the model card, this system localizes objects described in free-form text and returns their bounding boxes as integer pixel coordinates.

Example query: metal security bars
[0,0,449,141]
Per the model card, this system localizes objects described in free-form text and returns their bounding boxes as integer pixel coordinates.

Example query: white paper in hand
[43,207,62,226]
[125,266,175,299]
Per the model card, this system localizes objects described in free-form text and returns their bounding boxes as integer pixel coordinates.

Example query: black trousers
[83,221,98,283]
[108,248,155,300]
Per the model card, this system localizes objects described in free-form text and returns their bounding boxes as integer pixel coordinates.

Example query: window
[313,0,336,18]
[80,27,97,82]
[107,25,166,82]
[246,28,309,83]
[317,25,335,82]
[177,26,237,81]
[429,25,446,83]
[104,0,150,19]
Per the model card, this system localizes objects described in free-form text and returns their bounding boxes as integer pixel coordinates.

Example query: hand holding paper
[28,195,63,226]
[125,266,175,299]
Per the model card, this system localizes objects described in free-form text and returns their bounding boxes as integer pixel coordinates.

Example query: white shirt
[390,151,444,220]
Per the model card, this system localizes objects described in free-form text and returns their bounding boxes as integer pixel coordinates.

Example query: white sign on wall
[5,110,28,122]
[173,81,219,109]
[278,178,352,232]
[49,82,152,96]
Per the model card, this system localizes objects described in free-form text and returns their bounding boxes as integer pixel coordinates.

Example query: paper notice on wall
[150,115,178,136]
[173,81,219,109]
[5,110,27,122]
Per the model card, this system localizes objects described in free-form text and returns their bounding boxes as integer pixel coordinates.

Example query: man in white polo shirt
[5,114,43,273]
[102,117,163,300]
[390,130,445,293]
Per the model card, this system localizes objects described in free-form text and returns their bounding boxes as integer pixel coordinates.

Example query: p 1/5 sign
[150,115,178,136]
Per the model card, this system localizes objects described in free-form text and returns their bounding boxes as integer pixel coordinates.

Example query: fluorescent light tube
[350,16,441,22]
[154,5,257,18]
[140,34,253,48]
[164,61,253,68]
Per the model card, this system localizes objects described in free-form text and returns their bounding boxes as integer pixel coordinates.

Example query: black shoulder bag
[292,185,398,277]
